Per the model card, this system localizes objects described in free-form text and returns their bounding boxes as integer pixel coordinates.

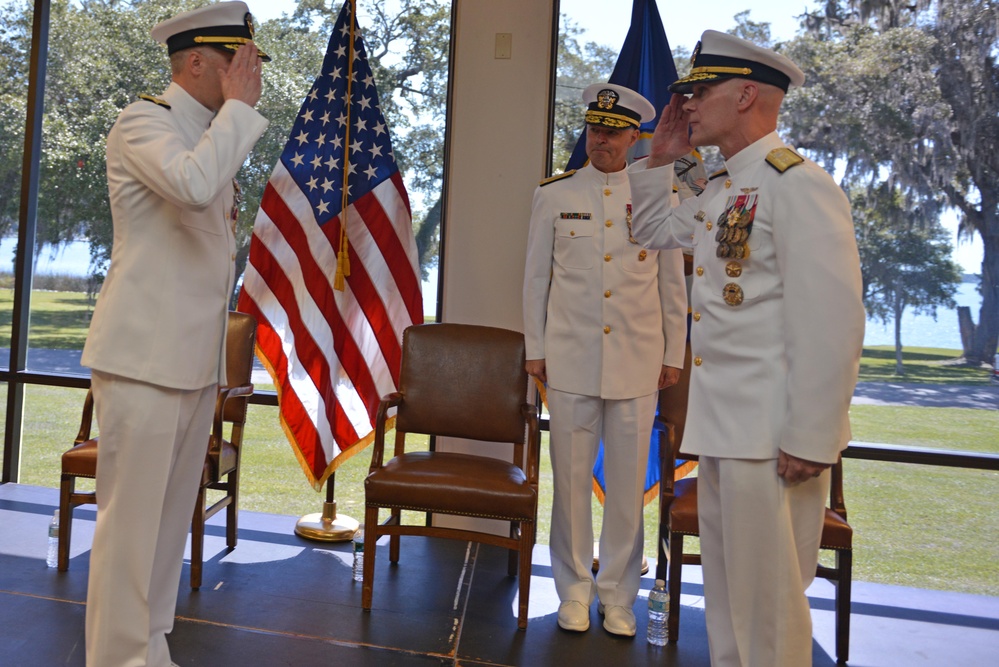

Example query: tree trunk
[969,227,999,364]
[958,305,975,357]
[894,300,904,375]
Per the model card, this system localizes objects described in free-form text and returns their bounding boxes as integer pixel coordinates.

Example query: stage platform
[1,483,996,666]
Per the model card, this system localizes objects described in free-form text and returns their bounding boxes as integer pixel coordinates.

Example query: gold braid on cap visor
[585,110,639,129]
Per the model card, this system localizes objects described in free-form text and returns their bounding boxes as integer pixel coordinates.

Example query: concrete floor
[1,483,997,666]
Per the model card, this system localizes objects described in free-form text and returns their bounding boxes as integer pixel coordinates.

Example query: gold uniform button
[724,179,732,189]
[605,219,613,227]
[231,254,236,260]
[693,312,701,321]
[604,188,612,196]
[706,221,713,230]
[694,356,703,366]
[696,266,704,276]
[725,261,743,277]
[638,249,648,261]
[604,326,611,334]
[570,230,576,236]
[604,290,612,298]
[604,254,612,262]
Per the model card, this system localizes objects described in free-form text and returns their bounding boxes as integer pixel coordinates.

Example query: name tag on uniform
[559,212,591,219]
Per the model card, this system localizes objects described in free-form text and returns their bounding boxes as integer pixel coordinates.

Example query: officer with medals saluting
[523,84,688,637]
[628,31,866,666]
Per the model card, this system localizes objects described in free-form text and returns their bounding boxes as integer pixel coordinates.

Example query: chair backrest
[395,323,529,445]
[658,342,693,458]
[223,311,257,424]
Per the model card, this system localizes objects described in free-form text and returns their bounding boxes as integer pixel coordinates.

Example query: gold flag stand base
[591,541,650,576]
[294,475,359,542]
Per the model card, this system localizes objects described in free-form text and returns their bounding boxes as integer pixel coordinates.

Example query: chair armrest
[522,402,541,485]
[210,383,254,452]
[370,393,403,471]
[655,416,677,496]
[75,388,95,444]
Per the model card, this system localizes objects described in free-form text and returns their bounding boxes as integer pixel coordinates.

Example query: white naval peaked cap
[670,30,804,94]
[582,83,656,129]
[150,1,270,62]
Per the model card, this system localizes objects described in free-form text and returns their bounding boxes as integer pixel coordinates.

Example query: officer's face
[200,48,235,110]
[585,125,638,174]
[682,80,743,157]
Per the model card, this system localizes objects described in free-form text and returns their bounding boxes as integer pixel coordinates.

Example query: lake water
[1,238,981,350]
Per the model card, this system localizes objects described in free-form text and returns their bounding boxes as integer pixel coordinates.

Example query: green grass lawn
[3,287,997,596]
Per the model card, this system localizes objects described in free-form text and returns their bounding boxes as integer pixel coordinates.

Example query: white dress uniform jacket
[524,164,687,396]
[629,132,865,463]
[82,82,268,389]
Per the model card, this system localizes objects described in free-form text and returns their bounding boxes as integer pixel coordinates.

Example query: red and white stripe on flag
[238,1,423,490]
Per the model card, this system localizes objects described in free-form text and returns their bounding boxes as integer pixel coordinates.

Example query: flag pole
[294,0,361,543]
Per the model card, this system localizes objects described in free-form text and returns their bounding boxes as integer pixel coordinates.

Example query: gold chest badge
[722,282,744,306]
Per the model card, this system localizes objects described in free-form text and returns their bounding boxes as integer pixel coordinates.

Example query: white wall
[434,0,557,535]
[439,0,556,329]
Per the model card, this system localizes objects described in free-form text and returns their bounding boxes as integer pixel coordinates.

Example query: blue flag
[567,0,701,505]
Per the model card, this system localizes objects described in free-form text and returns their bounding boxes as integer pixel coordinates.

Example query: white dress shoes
[557,600,590,632]
[598,602,637,637]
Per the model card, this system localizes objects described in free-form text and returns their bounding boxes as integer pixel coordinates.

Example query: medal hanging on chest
[715,193,757,259]
[230,178,242,236]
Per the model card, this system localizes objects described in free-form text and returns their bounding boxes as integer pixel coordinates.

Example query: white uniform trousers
[86,370,217,667]
[547,388,656,608]
[698,456,830,667]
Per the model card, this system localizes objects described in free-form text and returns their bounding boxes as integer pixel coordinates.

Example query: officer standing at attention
[523,83,688,637]
[80,3,269,665]
[628,31,865,665]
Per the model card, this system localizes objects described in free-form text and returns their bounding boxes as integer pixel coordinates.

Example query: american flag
[238,0,424,490]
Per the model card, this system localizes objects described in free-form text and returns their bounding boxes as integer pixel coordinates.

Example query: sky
[253,0,981,272]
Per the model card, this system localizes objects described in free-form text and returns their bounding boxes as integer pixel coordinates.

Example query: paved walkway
[4,348,998,410]
[852,381,999,410]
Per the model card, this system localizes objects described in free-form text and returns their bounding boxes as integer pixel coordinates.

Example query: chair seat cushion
[62,439,98,478]
[669,477,699,534]
[203,439,237,484]
[821,508,852,550]
[365,451,536,521]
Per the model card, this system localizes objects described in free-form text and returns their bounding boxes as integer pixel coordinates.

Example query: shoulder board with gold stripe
[138,94,171,109]
[539,169,576,187]
[708,168,729,181]
[765,147,804,173]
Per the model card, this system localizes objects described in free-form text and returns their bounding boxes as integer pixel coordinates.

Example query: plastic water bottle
[647,578,668,646]
[351,524,365,582]
[46,509,60,568]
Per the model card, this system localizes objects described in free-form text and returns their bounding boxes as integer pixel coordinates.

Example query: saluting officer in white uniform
[628,31,865,666]
[80,3,269,665]
[523,83,688,637]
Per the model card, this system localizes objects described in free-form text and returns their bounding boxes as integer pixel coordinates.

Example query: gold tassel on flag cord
[334,0,358,292]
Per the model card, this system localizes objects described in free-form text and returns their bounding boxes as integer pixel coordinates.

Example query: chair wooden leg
[517,520,534,630]
[361,506,379,612]
[508,522,519,577]
[389,508,401,563]
[667,532,684,643]
[57,476,74,572]
[835,549,852,664]
[226,466,240,549]
[190,485,206,591]
[656,506,669,583]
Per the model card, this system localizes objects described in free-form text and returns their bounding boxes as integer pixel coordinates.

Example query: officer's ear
[735,81,759,111]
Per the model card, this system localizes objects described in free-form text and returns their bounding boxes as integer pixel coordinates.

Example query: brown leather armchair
[656,343,853,664]
[361,323,541,629]
[57,311,256,591]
